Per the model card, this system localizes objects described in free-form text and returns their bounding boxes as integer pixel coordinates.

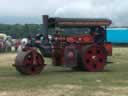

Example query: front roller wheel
[82,44,106,72]
[15,50,45,75]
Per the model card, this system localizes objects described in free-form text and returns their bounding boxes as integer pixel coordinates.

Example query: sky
[0,0,127,25]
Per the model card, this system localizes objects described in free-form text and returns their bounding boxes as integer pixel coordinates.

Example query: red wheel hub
[82,45,106,72]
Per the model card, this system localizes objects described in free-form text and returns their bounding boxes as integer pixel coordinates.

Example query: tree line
[0,24,43,39]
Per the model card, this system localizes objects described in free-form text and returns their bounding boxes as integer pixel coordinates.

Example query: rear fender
[104,42,112,56]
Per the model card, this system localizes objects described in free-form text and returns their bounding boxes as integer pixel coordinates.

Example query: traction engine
[14,15,112,75]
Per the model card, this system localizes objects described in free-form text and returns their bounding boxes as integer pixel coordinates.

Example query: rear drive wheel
[82,44,106,72]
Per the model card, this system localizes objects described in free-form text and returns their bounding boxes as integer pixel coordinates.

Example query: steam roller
[14,15,112,75]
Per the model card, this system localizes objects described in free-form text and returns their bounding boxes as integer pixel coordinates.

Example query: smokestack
[42,15,48,39]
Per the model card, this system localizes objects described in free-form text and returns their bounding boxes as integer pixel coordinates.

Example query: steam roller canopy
[15,50,45,75]
[82,44,106,72]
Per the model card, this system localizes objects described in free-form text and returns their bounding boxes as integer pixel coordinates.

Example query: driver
[92,27,105,43]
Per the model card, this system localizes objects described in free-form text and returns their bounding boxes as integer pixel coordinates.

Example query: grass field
[0,47,128,96]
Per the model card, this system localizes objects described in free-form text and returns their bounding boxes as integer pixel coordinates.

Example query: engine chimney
[42,15,48,40]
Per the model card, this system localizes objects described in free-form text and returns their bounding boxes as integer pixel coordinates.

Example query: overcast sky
[0,0,127,25]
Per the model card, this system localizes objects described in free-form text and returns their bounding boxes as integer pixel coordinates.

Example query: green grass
[0,47,128,96]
